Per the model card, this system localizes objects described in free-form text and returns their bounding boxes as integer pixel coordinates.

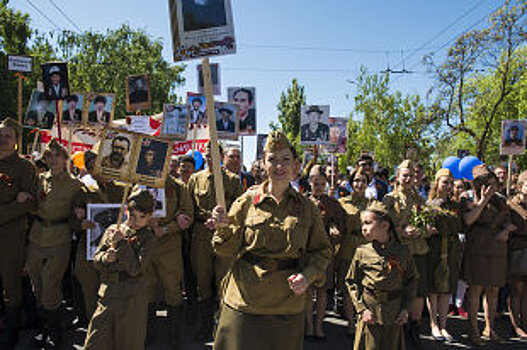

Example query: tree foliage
[273,78,306,155]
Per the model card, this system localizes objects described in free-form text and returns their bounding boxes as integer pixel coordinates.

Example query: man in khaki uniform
[146,175,193,349]
[382,159,428,349]
[70,150,125,324]
[0,118,38,348]
[26,139,84,348]
[187,143,242,340]
[84,189,157,350]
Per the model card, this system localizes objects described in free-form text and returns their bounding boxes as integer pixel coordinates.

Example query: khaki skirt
[214,304,304,350]
[354,320,406,350]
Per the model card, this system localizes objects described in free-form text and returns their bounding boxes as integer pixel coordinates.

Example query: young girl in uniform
[347,201,418,350]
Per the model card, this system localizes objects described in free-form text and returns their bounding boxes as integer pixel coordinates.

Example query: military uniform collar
[253,180,298,206]
[372,237,395,251]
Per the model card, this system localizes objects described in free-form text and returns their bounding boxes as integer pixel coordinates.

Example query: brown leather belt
[241,251,300,271]
[36,216,68,227]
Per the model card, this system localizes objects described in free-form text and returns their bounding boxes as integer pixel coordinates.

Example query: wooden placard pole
[202,57,226,209]
[31,130,40,154]
[17,75,23,154]
[67,126,73,155]
[115,184,132,235]
[331,153,335,190]
[507,155,513,197]
[56,100,63,143]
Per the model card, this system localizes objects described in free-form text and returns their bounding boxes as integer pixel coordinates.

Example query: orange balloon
[72,151,85,170]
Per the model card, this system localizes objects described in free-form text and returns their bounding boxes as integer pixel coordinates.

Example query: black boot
[30,308,47,348]
[44,309,62,350]
[145,303,157,345]
[194,299,215,342]
[406,321,424,350]
[0,307,20,349]
[167,305,183,350]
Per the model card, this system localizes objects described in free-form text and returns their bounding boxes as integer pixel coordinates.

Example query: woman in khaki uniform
[382,160,429,349]
[347,201,418,350]
[305,165,346,339]
[507,170,527,338]
[462,164,516,345]
[425,169,462,342]
[337,166,370,335]
[26,139,84,348]
[210,131,331,350]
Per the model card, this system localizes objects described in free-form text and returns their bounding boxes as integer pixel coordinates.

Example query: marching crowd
[0,117,526,350]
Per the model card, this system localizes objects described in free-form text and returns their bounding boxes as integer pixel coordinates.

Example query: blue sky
[11,0,503,167]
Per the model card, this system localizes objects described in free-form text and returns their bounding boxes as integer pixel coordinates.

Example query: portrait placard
[500,120,526,156]
[84,93,116,126]
[187,92,207,126]
[126,74,151,112]
[61,93,84,124]
[8,55,32,72]
[228,87,256,135]
[169,0,236,62]
[300,105,330,145]
[41,62,69,100]
[131,135,173,188]
[86,204,125,260]
[256,134,268,160]
[322,117,348,154]
[161,104,188,140]
[139,185,167,218]
[25,89,56,130]
[197,63,220,95]
[214,101,238,140]
[94,128,138,182]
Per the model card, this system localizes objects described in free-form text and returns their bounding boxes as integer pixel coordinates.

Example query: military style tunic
[309,193,346,289]
[462,195,511,287]
[507,195,527,278]
[212,182,331,350]
[84,223,156,350]
[26,170,83,310]
[188,168,242,301]
[347,238,418,350]
[425,198,463,294]
[383,189,429,297]
[0,152,38,307]
[146,176,194,306]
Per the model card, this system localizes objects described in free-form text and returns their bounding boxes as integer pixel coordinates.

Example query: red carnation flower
[253,194,261,205]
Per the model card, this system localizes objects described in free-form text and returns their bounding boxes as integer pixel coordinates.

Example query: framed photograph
[25,89,56,130]
[94,128,137,182]
[161,104,188,140]
[126,74,151,112]
[41,62,69,100]
[169,0,236,62]
[197,63,220,95]
[85,93,115,126]
[131,135,173,188]
[86,204,125,260]
[139,185,166,217]
[300,105,330,145]
[61,93,84,124]
[214,102,238,140]
[187,92,207,126]
[500,120,526,156]
[256,134,268,160]
[322,117,348,154]
[228,87,256,135]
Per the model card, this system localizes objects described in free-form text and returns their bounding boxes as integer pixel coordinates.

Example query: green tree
[344,68,441,173]
[273,78,306,155]
[425,0,526,160]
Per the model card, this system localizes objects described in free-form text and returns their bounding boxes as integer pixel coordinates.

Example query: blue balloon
[186,150,204,171]
[459,156,482,181]
[441,156,461,179]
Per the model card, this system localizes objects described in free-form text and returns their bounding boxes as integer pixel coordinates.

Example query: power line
[25,0,62,31]
[48,0,82,33]
[392,0,492,70]
[391,2,504,85]
[238,44,441,54]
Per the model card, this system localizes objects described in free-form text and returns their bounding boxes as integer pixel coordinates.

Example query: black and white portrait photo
[187,93,207,126]
[62,93,84,124]
[86,94,115,125]
[86,204,124,260]
[197,63,221,96]
[300,105,330,145]
[25,90,56,130]
[161,104,188,140]
[228,87,256,135]
[139,185,167,218]
[501,120,526,156]
[42,62,69,100]
[126,74,151,112]
[182,0,227,31]
[214,102,238,140]
[134,138,169,179]
[95,129,136,182]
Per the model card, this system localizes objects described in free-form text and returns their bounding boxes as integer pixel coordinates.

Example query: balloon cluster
[442,156,482,181]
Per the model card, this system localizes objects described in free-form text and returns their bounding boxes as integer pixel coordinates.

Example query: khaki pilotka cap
[43,138,68,159]
[365,200,390,216]
[264,130,293,152]
[0,117,22,140]
[435,168,453,182]
[309,164,325,178]
[128,188,155,214]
